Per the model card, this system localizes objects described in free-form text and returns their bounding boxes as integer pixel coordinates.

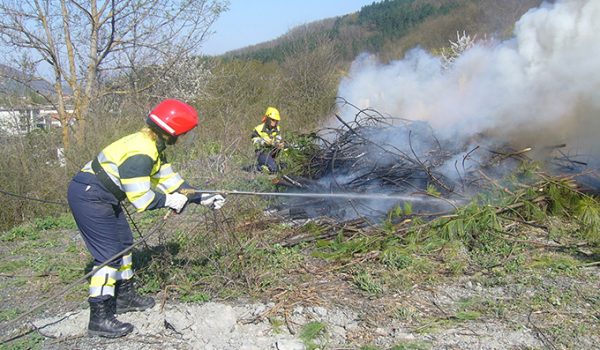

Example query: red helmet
[147,99,198,136]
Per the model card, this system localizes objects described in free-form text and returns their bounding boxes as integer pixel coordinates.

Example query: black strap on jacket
[91,158,127,201]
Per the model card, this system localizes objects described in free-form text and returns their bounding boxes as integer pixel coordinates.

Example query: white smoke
[337,0,600,164]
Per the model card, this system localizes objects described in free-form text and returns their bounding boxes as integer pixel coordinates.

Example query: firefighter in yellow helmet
[251,107,285,173]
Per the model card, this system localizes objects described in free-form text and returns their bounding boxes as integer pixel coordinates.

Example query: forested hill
[225,0,544,63]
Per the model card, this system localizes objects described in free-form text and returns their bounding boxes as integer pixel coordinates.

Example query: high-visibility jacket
[252,123,281,150]
[82,130,184,212]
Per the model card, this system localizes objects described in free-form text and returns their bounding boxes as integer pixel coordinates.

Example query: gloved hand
[165,192,188,213]
[185,190,204,204]
[200,193,226,210]
[273,135,285,149]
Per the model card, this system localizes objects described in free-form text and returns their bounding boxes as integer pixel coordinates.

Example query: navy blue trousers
[256,150,279,173]
[67,172,133,269]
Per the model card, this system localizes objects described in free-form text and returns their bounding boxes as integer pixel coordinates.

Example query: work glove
[274,135,286,149]
[199,193,226,210]
[165,192,188,213]
[184,190,204,204]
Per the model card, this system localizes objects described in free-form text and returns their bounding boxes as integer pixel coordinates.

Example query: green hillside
[227,0,543,63]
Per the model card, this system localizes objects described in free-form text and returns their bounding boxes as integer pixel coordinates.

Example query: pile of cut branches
[264,99,600,280]
[275,98,599,230]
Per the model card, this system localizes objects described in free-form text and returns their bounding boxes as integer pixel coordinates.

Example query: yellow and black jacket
[82,129,184,212]
[251,123,281,150]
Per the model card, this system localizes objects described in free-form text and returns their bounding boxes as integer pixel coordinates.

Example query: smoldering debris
[271,0,600,224]
[269,99,598,224]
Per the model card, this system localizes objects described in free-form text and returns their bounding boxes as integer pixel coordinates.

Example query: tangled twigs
[279,218,367,247]
[528,310,558,350]
[240,284,324,325]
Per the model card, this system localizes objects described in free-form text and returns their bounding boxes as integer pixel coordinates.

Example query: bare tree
[281,27,340,128]
[0,0,228,148]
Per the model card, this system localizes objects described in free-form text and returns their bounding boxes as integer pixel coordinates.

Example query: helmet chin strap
[165,134,178,145]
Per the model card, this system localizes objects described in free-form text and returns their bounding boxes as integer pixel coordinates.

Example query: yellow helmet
[265,107,281,121]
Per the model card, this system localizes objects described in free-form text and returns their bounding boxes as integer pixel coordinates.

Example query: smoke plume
[337,0,600,166]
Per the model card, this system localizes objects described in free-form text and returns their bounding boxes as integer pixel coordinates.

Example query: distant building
[0,105,74,135]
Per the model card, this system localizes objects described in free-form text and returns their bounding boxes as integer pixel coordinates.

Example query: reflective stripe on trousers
[89,266,118,297]
[118,253,134,280]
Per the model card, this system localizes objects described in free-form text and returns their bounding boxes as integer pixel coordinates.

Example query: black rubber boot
[116,279,155,314]
[88,298,134,338]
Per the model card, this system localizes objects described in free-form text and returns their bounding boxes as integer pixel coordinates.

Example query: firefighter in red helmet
[67,99,225,338]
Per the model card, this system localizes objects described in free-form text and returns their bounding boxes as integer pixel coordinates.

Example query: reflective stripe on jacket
[82,130,184,211]
[252,123,280,149]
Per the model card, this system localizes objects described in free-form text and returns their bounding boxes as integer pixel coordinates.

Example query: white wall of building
[0,106,74,135]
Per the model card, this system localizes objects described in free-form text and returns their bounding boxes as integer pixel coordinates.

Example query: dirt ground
[1,221,599,350]
[1,263,599,349]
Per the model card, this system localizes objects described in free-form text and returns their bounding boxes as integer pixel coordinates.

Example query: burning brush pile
[272,0,600,229]
[271,100,599,227]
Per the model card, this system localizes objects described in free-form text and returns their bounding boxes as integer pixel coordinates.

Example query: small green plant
[180,291,211,303]
[502,255,524,274]
[528,253,578,274]
[0,333,44,350]
[454,310,481,321]
[381,248,413,269]
[392,205,403,218]
[2,260,28,273]
[353,271,383,295]
[409,257,435,277]
[438,203,501,241]
[546,182,578,215]
[33,214,76,230]
[383,203,413,233]
[56,265,82,283]
[0,308,21,321]
[454,297,483,319]
[313,233,380,262]
[201,140,222,156]
[135,209,164,228]
[1,224,39,242]
[576,196,600,243]
[426,184,441,197]
[393,306,414,321]
[266,244,304,270]
[269,317,284,334]
[483,298,508,318]
[299,321,326,350]
[138,275,161,293]
[389,341,431,350]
